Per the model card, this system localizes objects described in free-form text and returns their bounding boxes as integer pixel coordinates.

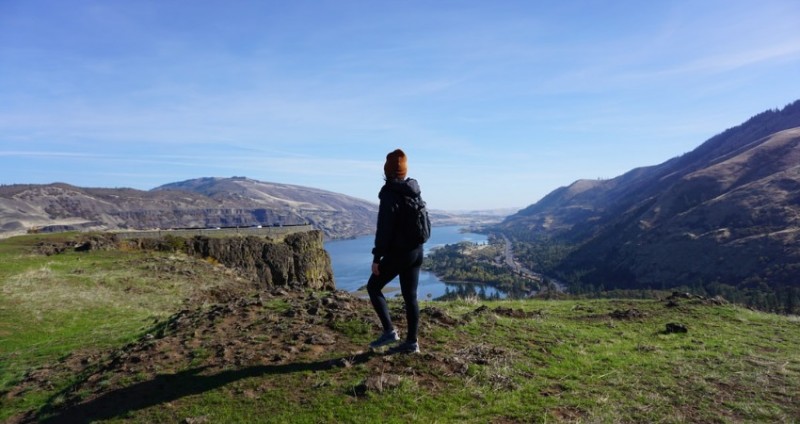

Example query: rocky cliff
[94,230,335,290]
[183,231,334,291]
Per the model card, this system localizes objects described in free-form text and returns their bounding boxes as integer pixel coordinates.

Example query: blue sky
[1,0,799,210]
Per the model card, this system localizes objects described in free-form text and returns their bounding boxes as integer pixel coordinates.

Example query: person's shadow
[34,352,375,424]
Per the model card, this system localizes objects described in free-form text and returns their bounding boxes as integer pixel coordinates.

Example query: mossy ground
[1,234,798,423]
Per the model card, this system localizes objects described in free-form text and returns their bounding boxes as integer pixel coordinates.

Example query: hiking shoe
[369,330,400,349]
[387,341,420,355]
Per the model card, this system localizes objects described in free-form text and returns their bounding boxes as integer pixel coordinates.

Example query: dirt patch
[549,406,586,422]
[574,307,648,323]
[33,234,119,256]
[454,343,513,366]
[663,291,728,307]
[540,383,568,398]
[491,306,543,319]
[571,304,595,313]
[420,306,460,326]
[462,305,491,322]
[353,373,404,396]
[609,308,646,320]
[33,242,69,256]
[461,305,542,323]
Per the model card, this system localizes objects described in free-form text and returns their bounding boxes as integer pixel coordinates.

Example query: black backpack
[400,195,431,245]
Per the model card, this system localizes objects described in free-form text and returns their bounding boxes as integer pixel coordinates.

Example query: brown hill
[500,100,800,292]
[0,177,379,239]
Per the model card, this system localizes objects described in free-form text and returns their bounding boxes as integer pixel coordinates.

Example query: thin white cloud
[0,151,110,158]
[2,1,800,209]
[634,41,800,79]
[0,149,380,178]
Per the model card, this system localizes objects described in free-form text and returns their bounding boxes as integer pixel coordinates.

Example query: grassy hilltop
[1,234,799,423]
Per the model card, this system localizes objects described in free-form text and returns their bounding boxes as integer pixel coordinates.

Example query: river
[324,225,505,300]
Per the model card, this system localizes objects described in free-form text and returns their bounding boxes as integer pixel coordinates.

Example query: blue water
[325,226,504,300]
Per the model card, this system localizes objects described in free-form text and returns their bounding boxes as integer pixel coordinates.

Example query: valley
[496,100,800,313]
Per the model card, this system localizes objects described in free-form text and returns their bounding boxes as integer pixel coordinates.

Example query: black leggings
[367,246,423,343]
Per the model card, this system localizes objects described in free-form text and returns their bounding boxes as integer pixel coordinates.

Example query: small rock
[272,288,290,297]
[665,322,688,334]
[354,374,403,395]
[451,359,469,375]
[242,389,258,399]
[306,334,336,345]
[610,309,644,319]
[707,296,728,305]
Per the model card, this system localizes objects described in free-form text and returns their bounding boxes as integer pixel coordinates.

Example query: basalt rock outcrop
[36,230,335,291]
[183,231,334,290]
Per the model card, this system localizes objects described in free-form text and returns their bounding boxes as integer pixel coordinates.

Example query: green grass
[330,319,373,343]
[52,300,800,423]
[2,233,799,423]
[0,234,239,421]
[116,303,797,423]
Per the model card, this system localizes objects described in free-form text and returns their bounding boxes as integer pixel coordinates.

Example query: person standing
[367,149,426,354]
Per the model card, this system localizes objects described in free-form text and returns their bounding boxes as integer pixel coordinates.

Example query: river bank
[325,225,504,300]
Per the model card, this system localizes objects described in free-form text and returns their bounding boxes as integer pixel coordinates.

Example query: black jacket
[372,178,423,263]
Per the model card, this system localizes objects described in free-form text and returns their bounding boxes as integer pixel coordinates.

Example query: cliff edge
[51,230,336,291]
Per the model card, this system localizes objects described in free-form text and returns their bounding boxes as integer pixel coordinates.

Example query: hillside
[0,177,493,241]
[0,177,378,239]
[500,100,800,295]
[1,233,798,423]
[154,177,380,238]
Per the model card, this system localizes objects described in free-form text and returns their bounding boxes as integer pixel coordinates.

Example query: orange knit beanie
[384,149,408,180]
